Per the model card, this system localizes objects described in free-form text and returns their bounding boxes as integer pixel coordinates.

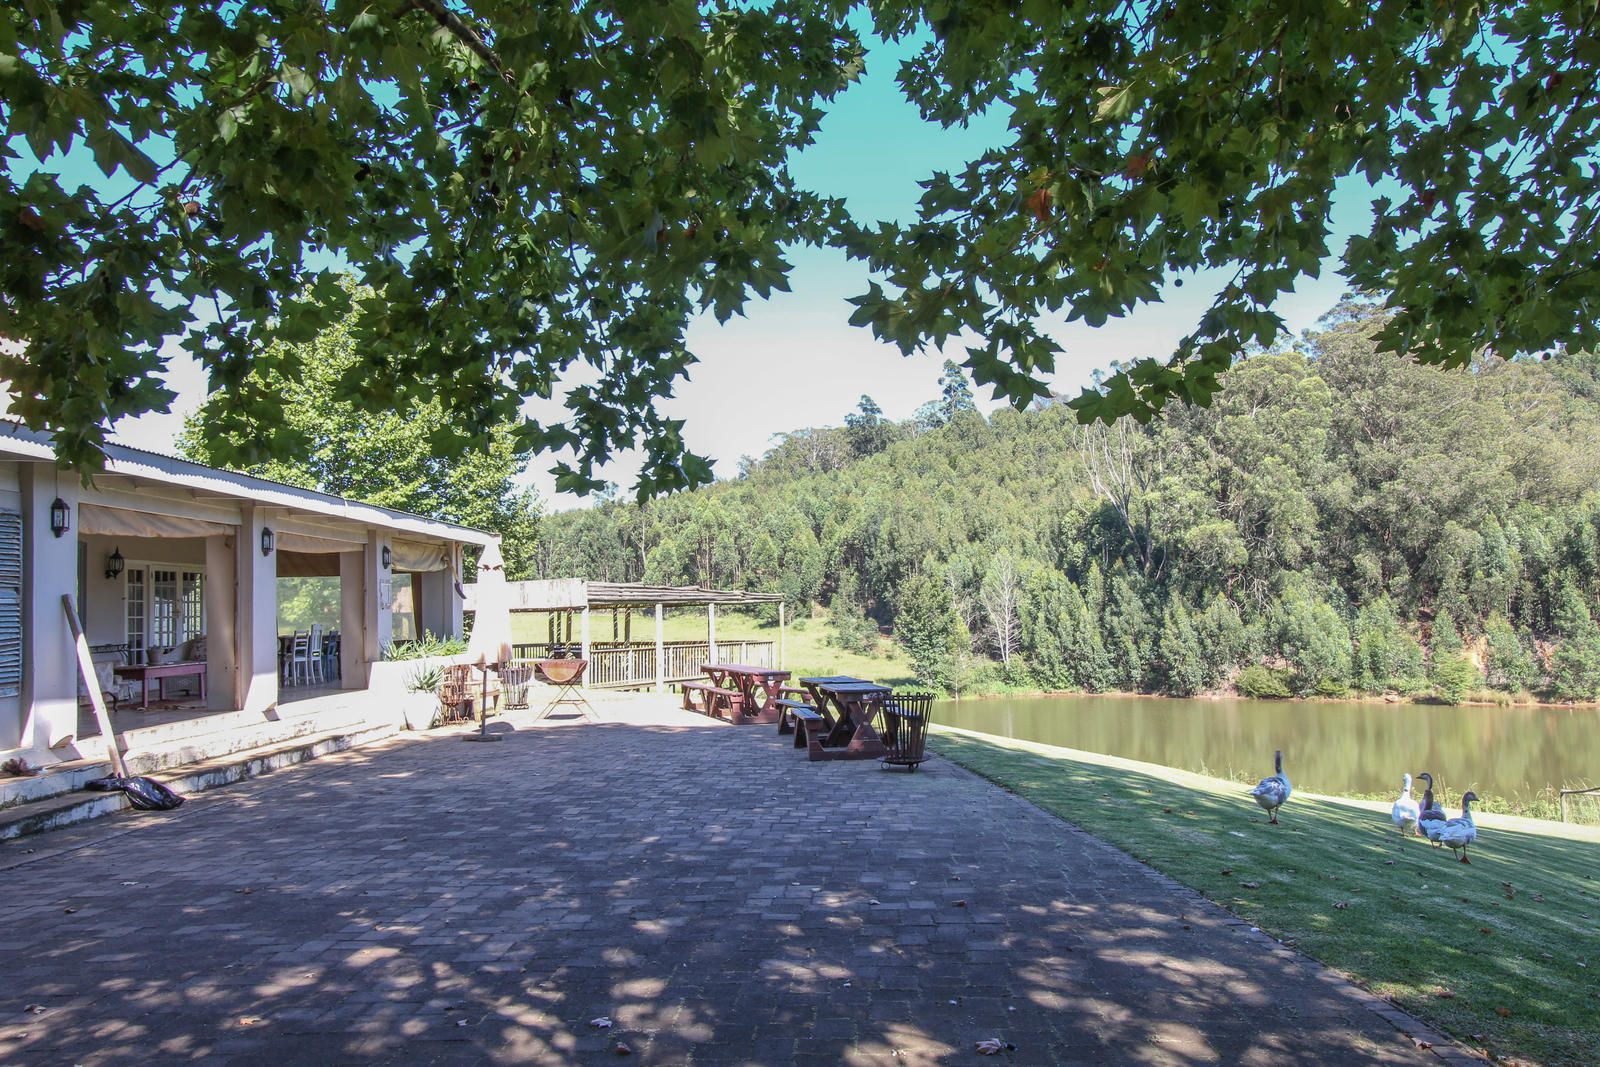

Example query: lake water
[932,694,1600,804]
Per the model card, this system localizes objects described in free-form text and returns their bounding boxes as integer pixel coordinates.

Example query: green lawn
[510,608,915,687]
[932,727,1600,1067]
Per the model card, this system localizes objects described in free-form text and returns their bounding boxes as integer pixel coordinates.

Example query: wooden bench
[775,699,827,750]
[681,681,745,721]
[776,690,815,735]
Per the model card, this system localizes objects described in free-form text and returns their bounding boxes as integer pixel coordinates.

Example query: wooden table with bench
[682,663,792,724]
[777,675,892,760]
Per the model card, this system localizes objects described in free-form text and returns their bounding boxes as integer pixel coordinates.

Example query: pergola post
[654,603,665,694]
[580,605,591,686]
[778,601,786,669]
[707,602,718,664]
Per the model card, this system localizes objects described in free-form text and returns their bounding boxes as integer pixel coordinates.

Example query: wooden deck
[510,640,777,690]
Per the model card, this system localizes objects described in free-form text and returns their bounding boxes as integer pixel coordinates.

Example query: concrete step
[0,720,398,842]
[1,706,373,811]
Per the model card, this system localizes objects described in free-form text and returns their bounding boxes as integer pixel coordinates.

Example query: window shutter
[0,508,22,698]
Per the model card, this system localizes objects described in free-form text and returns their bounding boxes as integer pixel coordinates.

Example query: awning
[77,503,233,540]
[392,538,451,572]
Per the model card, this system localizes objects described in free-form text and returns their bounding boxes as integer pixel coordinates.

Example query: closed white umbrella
[464,541,514,741]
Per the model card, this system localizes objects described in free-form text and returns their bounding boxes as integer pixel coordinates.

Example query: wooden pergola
[464,579,786,690]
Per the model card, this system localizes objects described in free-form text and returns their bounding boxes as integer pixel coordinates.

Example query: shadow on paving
[0,723,1438,1066]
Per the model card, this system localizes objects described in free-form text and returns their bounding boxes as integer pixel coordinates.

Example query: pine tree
[896,573,968,692]
[1158,602,1207,696]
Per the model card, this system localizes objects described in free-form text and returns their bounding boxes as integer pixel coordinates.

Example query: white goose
[1438,791,1480,864]
[1391,773,1421,836]
[1249,750,1292,825]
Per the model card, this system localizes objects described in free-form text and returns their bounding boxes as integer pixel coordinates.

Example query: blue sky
[87,28,1362,509]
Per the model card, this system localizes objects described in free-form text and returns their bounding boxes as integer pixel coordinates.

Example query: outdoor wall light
[49,496,71,537]
[260,526,275,556]
[381,545,392,570]
[106,547,125,580]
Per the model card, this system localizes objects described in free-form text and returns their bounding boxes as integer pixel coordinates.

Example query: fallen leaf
[238,1016,263,1027]
[1240,881,1261,890]
[1480,927,1493,935]
[612,1041,632,1056]
[1333,901,1349,910]
[975,1038,1015,1055]
[1434,990,1455,999]
[952,900,967,908]
[1411,1037,1433,1051]
[1220,868,1233,876]
[590,1017,613,1030]
[1383,860,1395,866]
[1496,1007,1512,1018]
[62,907,77,914]
[1162,807,1173,814]
[1532,893,1545,903]
[22,1005,46,1015]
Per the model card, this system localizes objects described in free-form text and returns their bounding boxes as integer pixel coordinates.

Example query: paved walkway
[1,702,1448,1065]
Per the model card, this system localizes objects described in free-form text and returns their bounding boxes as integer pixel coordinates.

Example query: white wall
[237,505,279,714]
[19,466,78,753]
[79,534,207,646]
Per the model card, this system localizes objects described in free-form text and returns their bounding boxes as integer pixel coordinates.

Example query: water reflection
[934,694,1600,802]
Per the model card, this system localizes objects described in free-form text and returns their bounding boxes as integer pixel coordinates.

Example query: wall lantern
[49,497,71,538]
[381,545,392,570]
[106,547,125,580]
[260,526,275,556]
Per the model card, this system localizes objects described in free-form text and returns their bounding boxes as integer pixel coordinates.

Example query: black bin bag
[84,775,185,811]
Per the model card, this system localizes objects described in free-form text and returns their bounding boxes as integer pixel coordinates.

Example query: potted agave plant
[401,665,445,730]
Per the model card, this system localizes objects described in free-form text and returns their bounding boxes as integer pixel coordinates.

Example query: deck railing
[510,639,777,690]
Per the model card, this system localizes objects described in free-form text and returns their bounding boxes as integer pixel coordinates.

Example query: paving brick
[0,713,1459,1065]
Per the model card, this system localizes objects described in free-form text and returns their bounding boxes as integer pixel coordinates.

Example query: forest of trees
[535,302,1600,703]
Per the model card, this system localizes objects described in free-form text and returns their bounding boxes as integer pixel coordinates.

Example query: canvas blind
[0,508,22,698]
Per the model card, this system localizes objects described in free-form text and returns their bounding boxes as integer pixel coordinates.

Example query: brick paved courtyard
[2,707,1448,1065]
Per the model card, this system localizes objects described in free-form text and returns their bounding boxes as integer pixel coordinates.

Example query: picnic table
[784,676,891,760]
[685,663,792,724]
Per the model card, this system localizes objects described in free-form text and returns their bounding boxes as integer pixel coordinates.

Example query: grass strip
[932,727,1600,1067]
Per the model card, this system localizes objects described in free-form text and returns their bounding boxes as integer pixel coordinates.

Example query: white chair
[308,624,326,685]
[287,630,313,686]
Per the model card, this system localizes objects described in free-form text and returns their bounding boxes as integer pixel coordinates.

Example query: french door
[125,565,204,661]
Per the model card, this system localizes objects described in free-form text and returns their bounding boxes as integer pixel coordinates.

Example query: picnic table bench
[789,676,892,761]
[681,680,744,720]
[697,663,792,724]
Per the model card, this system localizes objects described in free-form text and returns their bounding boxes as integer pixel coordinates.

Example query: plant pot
[400,691,440,731]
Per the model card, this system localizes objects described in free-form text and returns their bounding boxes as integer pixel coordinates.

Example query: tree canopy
[4,2,1597,492]
[178,287,541,578]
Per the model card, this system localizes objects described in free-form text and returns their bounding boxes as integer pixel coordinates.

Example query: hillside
[537,301,1600,701]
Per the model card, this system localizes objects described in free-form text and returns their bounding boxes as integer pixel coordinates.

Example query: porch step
[0,720,398,842]
[1,705,374,811]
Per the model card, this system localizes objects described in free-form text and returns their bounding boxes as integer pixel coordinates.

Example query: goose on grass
[1417,772,1448,845]
[1392,773,1421,836]
[1438,791,1480,864]
[1249,750,1292,825]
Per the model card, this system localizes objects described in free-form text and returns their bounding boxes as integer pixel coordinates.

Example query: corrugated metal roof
[0,421,495,545]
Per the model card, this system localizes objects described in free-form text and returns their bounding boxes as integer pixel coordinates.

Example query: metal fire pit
[534,658,596,721]
[535,658,586,685]
[880,692,934,771]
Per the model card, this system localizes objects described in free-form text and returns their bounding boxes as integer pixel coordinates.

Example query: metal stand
[462,665,504,742]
